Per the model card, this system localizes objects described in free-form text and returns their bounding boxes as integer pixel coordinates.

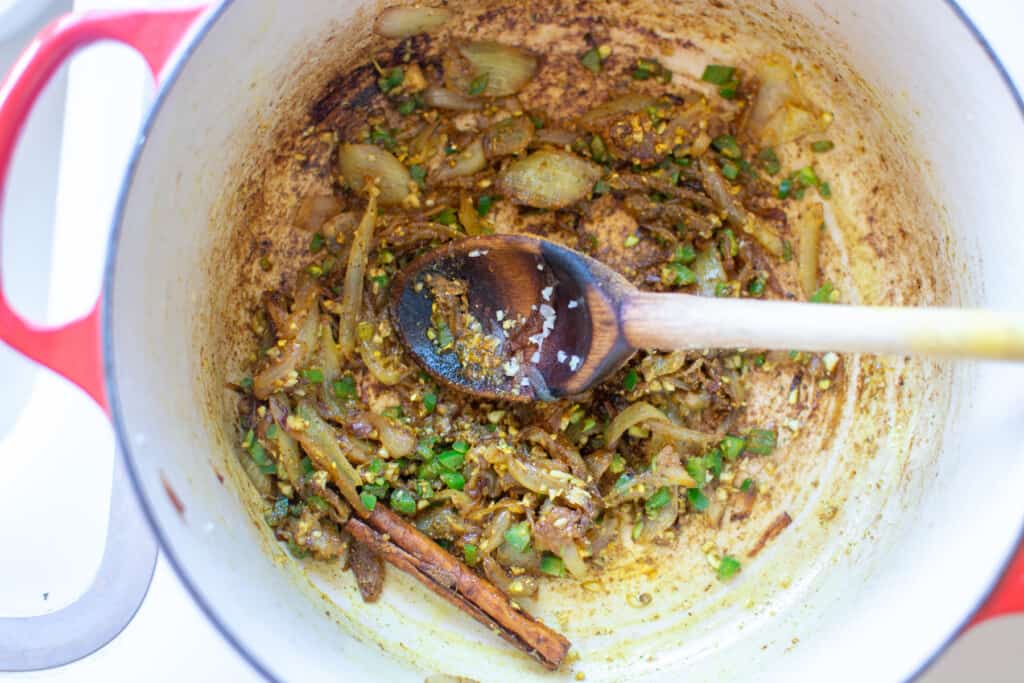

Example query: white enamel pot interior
[105,1,1024,681]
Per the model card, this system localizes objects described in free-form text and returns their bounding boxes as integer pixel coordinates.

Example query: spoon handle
[621,293,1024,360]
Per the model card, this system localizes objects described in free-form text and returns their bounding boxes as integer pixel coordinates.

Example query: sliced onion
[359,410,415,458]
[447,42,538,97]
[605,401,714,449]
[317,317,343,410]
[337,144,414,206]
[798,202,825,297]
[494,541,541,572]
[578,93,658,130]
[648,419,716,447]
[497,149,602,209]
[700,157,784,256]
[604,401,665,447]
[430,137,485,182]
[337,188,378,357]
[637,488,678,542]
[358,338,406,385]
[558,541,588,578]
[254,290,319,399]
[422,86,482,111]
[532,127,578,147]
[294,193,342,232]
[747,55,828,145]
[520,427,589,480]
[482,556,538,597]
[699,157,747,228]
[266,395,303,486]
[458,193,482,236]
[253,340,303,400]
[479,508,512,553]
[375,6,450,39]
[482,115,534,158]
[691,247,726,298]
[292,401,365,512]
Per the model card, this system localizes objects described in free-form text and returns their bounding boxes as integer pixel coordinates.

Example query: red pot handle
[0,6,205,415]
[971,543,1024,626]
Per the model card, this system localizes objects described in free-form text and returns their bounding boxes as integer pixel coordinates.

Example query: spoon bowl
[390,234,635,401]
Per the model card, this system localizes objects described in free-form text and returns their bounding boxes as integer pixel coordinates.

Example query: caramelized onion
[747,55,829,145]
[337,186,378,357]
[578,93,658,130]
[294,193,342,232]
[375,6,450,38]
[337,144,414,206]
[291,401,365,512]
[798,202,825,297]
[360,410,415,458]
[497,149,602,209]
[446,42,538,97]
[605,401,714,449]
[431,138,486,182]
[422,86,483,111]
[483,116,534,158]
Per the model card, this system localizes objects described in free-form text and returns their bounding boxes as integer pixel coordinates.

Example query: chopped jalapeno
[440,471,466,491]
[687,488,709,511]
[540,552,566,576]
[645,486,672,515]
[437,449,464,471]
[717,555,741,580]
[468,73,490,96]
[504,521,531,552]
[435,207,458,225]
[333,375,357,400]
[377,67,404,93]
[757,148,781,175]
[701,64,735,85]
[720,435,747,460]
[712,134,742,159]
[579,48,602,73]
[389,488,417,515]
[476,195,494,217]
[810,282,837,303]
[746,428,777,455]
[410,164,427,188]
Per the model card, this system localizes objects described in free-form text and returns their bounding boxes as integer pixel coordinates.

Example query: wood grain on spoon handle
[621,293,1024,360]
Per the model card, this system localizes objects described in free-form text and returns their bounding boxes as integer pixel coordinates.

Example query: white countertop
[0,1,1022,681]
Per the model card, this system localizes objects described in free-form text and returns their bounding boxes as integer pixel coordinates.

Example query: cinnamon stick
[344,507,571,670]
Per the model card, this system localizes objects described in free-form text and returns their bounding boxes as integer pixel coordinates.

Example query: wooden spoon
[390,234,1024,402]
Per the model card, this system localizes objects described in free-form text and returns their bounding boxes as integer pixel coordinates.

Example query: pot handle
[971,545,1024,626]
[0,6,205,413]
[0,7,205,671]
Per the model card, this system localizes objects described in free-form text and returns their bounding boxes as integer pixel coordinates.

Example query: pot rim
[100,2,1024,681]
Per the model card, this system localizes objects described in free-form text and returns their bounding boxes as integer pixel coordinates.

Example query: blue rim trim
[100,2,1024,682]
